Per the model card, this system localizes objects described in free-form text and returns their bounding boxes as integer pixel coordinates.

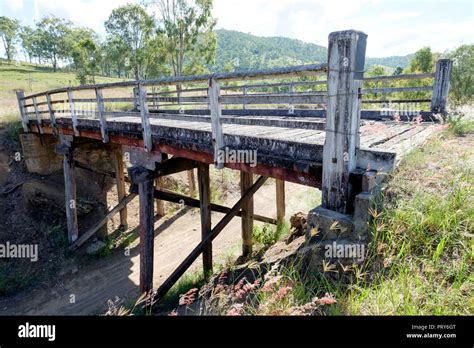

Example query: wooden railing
[16,33,453,192]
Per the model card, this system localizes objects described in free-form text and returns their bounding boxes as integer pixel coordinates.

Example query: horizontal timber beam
[129,184,277,225]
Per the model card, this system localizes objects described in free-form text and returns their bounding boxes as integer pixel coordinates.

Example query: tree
[19,25,35,63]
[367,65,386,76]
[448,44,474,105]
[409,47,434,73]
[102,37,130,78]
[0,16,20,62]
[153,0,217,77]
[35,17,73,71]
[70,28,102,84]
[393,66,403,75]
[105,4,154,80]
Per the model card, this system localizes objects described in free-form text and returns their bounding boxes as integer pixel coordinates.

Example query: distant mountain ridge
[214,29,414,72]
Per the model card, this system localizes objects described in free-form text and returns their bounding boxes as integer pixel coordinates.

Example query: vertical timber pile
[114,151,128,229]
[198,164,212,276]
[322,30,367,214]
[431,59,453,115]
[129,166,155,293]
[240,172,254,256]
[276,179,285,226]
[56,135,79,243]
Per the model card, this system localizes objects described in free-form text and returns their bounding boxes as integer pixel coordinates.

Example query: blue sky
[1,0,473,57]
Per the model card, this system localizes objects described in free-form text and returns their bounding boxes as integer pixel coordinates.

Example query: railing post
[67,90,79,136]
[133,87,140,111]
[138,85,152,152]
[46,93,58,136]
[95,88,109,143]
[32,96,43,134]
[16,90,29,132]
[322,30,367,214]
[289,83,295,93]
[431,59,453,115]
[242,86,247,110]
[208,78,224,169]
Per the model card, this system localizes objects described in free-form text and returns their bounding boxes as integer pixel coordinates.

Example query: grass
[446,112,474,136]
[0,60,125,122]
[156,272,206,312]
[252,221,290,248]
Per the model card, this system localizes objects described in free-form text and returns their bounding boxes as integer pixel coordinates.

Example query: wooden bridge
[16,30,452,303]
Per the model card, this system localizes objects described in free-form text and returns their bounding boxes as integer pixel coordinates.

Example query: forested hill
[213,29,414,72]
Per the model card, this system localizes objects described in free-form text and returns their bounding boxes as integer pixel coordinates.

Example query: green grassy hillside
[0,60,125,121]
[213,29,414,72]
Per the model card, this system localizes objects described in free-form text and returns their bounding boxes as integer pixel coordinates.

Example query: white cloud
[5,0,25,12]
[31,0,136,36]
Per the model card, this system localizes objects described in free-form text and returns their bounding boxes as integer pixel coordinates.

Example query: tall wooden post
[56,135,79,243]
[276,179,285,226]
[198,164,212,276]
[129,166,155,293]
[322,30,367,214]
[240,171,254,256]
[114,151,128,229]
[431,59,453,115]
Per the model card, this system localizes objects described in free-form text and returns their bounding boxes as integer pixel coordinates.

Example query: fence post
[208,78,224,169]
[95,88,109,143]
[67,90,79,136]
[138,85,152,152]
[133,87,140,111]
[46,93,58,136]
[322,30,367,214]
[32,96,43,134]
[431,59,453,115]
[16,90,29,132]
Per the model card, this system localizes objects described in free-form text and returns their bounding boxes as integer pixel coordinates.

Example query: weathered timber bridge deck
[16,30,452,304]
[34,115,437,188]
